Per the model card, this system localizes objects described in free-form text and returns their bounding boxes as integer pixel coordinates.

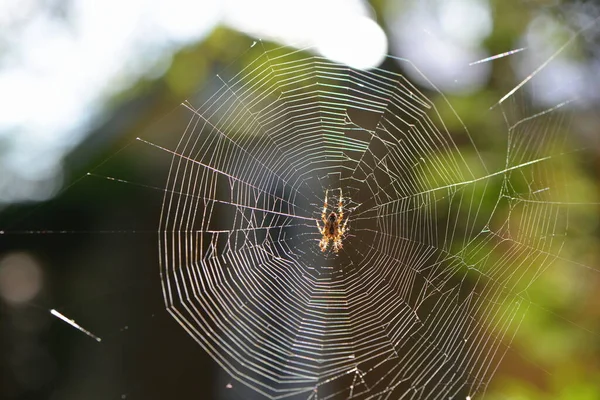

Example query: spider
[316,188,349,253]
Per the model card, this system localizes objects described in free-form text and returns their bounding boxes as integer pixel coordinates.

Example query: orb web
[157,44,575,399]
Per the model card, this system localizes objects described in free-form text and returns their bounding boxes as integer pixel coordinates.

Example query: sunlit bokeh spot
[316,15,387,70]
[224,0,386,69]
[0,252,43,304]
[516,12,600,107]
[385,0,492,94]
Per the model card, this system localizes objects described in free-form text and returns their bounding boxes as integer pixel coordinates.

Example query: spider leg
[333,239,342,253]
[322,189,329,224]
[319,237,328,252]
[340,215,349,235]
[337,188,344,224]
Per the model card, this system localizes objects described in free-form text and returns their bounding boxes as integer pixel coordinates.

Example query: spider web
[151,42,596,400]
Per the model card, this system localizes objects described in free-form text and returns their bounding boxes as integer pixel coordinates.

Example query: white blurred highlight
[316,15,387,70]
[0,252,43,304]
[0,0,386,206]
[224,0,387,70]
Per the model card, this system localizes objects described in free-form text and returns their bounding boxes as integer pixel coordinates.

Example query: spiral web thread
[157,44,578,400]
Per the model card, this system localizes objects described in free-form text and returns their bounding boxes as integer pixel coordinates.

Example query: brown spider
[316,188,349,253]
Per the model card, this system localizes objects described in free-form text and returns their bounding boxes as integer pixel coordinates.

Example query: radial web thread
[158,45,577,400]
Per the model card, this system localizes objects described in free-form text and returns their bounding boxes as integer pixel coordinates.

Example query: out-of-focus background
[0,0,599,399]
